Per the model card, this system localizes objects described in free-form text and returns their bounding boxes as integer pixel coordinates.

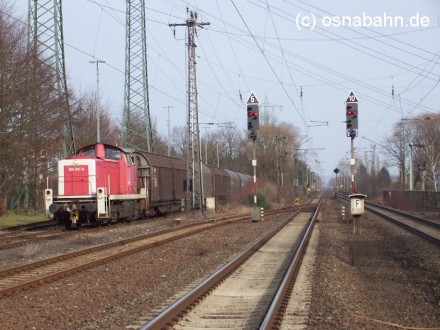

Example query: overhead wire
[265,0,308,124]
[214,0,250,93]
[267,0,440,82]
[175,0,422,119]
[183,0,437,118]
[211,22,436,116]
[289,0,440,62]
[86,0,242,126]
[229,0,307,130]
[11,0,438,151]
[222,1,438,152]
[243,0,439,115]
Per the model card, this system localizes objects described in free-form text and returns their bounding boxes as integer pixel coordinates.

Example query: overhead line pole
[89,60,105,144]
[28,0,76,156]
[123,0,153,152]
[164,105,174,156]
[169,10,210,211]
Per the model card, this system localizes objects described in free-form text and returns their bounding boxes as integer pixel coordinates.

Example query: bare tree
[384,122,411,188]
[72,91,120,149]
[411,115,440,191]
[0,3,26,206]
[384,114,440,191]
[0,4,67,209]
[169,126,187,158]
[206,126,243,169]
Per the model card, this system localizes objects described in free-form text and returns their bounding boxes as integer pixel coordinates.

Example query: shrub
[248,191,271,210]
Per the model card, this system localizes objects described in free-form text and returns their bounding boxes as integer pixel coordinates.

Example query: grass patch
[0,211,47,228]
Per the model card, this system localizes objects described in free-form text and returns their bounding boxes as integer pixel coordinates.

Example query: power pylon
[123,0,153,152]
[169,10,210,210]
[28,0,75,156]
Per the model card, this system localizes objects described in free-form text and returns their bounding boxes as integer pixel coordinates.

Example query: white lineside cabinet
[349,194,366,216]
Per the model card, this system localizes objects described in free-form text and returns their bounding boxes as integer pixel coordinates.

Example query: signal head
[246,104,259,132]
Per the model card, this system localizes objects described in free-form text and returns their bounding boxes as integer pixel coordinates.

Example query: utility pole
[372,144,376,200]
[89,60,105,143]
[275,131,287,206]
[199,123,214,165]
[409,143,425,191]
[200,122,233,165]
[169,10,210,211]
[164,106,174,156]
[334,168,339,198]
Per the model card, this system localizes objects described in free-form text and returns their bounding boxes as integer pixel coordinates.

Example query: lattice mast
[28,0,75,156]
[123,0,153,152]
[169,11,209,210]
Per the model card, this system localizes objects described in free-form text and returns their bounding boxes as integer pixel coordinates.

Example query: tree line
[386,115,440,191]
[0,5,319,212]
[331,113,439,199]
[2,4,437,213]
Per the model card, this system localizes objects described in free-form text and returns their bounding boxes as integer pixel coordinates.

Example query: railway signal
[346,103,358,137]
[247,104,259,131]
[246,92,260,221]
[246,92,260,142]
[345,91,359,138]
[345,90,359,194]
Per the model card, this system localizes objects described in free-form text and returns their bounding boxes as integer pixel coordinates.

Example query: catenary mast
[28,0,75,156]
[123,0,153,152]
[169,10,210,210]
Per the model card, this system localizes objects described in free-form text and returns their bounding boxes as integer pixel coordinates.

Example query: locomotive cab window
[80,148,95,157]
[105,147,122,160]
[126,154,134,164]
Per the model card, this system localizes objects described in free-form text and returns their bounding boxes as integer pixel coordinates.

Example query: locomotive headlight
[98,188,103,194]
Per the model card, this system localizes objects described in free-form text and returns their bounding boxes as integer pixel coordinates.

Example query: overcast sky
[11,0,440,182]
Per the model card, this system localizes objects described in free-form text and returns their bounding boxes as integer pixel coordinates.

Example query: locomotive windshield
[76,145,123,160]
[105,147,122,160]
[79,148,95,157]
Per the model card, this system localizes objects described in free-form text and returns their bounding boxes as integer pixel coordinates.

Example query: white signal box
[349,194,366,215]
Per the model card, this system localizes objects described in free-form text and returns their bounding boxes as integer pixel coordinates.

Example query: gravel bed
[1,200,439,329]
[0,210,288,329]
[0,217,191,270]
[308,198,440,329]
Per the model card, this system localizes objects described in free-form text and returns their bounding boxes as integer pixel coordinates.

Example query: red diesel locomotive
[44,143,251,228]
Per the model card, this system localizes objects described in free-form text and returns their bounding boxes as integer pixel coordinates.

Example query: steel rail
[0,213,259,297]
[260,197,322,329]
[140,208,305,330]
[339,194,440,246]
[366,206,440,246]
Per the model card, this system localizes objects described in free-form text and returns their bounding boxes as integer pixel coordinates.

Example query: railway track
[340,195,440,245]
[0,219,59,235]
[138,198,322,329]
[0,202,311,251]
[0,203,314,298]
[0,228,68,250]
